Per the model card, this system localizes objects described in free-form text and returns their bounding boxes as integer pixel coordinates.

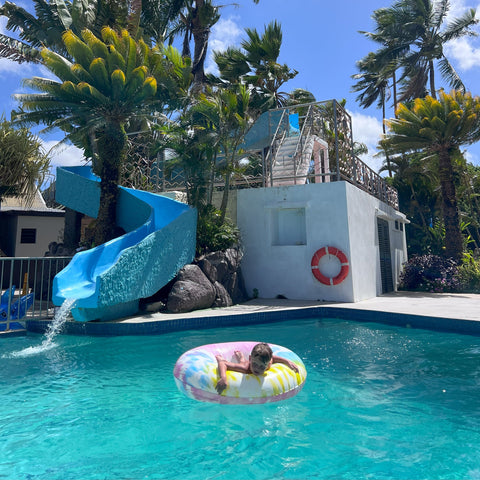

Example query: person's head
[250,343,273,375]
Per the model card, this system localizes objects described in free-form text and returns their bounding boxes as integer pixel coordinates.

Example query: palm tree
[142,0,261,90]
[352,52,393,175]
[13,27,191,244]
[383,90,480,259]
[213,21,297,110]
[359,4,417,112]
[286,88,316,106]
[399,0,478,100]
[193,84,254,222]
[0,0,131,63]
[0,116,50,206]
[352,53,391,122]
[359,0,478,104]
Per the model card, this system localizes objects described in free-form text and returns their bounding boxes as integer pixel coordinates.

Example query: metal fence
[119,100,399,210]
[0,256,72,331]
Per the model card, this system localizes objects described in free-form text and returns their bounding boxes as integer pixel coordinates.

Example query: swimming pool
[2,317,480,479]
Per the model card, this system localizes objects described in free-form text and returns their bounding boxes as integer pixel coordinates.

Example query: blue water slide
[52,166,197,322]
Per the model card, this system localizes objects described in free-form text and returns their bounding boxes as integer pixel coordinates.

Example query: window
[20,228,36,244]
[271,208,306,246]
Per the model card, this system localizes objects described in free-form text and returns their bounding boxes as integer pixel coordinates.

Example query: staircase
[269,106,316,186]
[271,134,317,187]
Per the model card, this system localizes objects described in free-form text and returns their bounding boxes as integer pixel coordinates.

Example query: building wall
[237,182,407,302]
[345,183,407,301]
[14,216,64,257]
[211,190,238,224]
[0,216,16,255]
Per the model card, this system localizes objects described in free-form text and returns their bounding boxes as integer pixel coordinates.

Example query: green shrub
[196,204,240,256]
[399,255,460,292]
[456,252,480,293]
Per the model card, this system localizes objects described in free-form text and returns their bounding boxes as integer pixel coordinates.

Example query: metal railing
[0,256,72,331]
[97,99,399,210]
[265,108,289,187]
[266,100,399,209]
[292,104,314,182]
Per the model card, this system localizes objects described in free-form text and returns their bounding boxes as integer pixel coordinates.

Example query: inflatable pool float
[173,341,307,404]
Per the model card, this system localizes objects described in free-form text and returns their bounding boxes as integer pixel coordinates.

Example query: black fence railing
[0,256,72,331]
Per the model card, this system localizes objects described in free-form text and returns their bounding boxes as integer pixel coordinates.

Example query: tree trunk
[127,0,142,36]
[438,149,463,259]
[219,171,230,224]
[382,98,393,177]
[94,122,128,246]
[429,60,436,99]
[392,70,398,115]
[191,0,209,91]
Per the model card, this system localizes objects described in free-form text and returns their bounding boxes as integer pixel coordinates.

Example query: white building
[237,181,407,303]
[0,190,64,257]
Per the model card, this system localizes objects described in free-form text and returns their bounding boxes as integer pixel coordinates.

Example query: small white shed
[0,191,65,257]
[237,181,408,302]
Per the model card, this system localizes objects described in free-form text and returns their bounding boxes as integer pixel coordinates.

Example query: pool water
[2,318,480,480]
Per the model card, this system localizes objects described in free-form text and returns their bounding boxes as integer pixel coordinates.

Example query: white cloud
[348,110,385,172]
[205,16,243,75]
[445,37,480,70]
[465,148,480,165]
[0,57,35,77]
[42,140,86,168]
[445,0,480,70]
[448,0,480,18]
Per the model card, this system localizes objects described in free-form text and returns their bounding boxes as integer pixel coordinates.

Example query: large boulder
[212,281,233,308]
[166,265,215,313]
[197,248,247,303]
[203,251,229,284]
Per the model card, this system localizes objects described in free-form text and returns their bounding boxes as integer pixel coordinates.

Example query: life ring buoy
[173,342,307,405]
[311,246,349,286]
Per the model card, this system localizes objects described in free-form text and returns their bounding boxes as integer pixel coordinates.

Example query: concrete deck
[19,291,480,337]
[130,291,480,323]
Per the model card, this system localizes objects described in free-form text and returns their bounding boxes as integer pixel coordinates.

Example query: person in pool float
[215,342,299,394]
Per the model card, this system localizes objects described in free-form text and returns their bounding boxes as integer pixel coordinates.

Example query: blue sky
[1,0,479,174]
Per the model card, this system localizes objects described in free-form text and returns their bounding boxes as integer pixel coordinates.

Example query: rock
[203,251,229,283]
[197,258,218,284]
[167,265,215,313]
[141,300,165,313]
[212,281,233,308]
[224,248,243,271]
[225,270,248,304]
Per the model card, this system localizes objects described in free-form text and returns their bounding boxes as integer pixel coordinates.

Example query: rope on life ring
[311,246,349,286]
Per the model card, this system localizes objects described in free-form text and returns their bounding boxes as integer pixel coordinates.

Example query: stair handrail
[292,105,314,181]
[265,109,289,186]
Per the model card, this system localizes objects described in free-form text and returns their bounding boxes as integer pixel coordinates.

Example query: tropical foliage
[196,204,240,255]
[141,0,260,90]
[0,117,50,205]
[354,0,478,122]
[383,90,480,260]
[13,27,191,244]
[0,0,131,63]
[213,21,298,110]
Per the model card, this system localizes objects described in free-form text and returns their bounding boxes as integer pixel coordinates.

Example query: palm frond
[0,34,42,63]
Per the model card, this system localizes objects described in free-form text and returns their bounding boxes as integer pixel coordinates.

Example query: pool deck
[17,290,480,337]
[131,291,480,323]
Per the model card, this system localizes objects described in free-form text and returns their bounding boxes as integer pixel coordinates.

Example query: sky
[1,0,480,176]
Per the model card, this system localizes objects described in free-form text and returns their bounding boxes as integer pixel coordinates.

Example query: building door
[377,218,394,293]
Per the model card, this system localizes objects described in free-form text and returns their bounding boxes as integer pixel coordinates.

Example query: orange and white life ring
[311,246,349,286]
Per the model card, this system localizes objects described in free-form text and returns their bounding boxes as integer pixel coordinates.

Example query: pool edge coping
[24,304,480,337]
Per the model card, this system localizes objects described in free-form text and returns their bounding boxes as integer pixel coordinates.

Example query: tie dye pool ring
[173,342,307,404]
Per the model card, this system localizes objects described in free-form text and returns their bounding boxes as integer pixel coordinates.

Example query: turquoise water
[2,318,480,480]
